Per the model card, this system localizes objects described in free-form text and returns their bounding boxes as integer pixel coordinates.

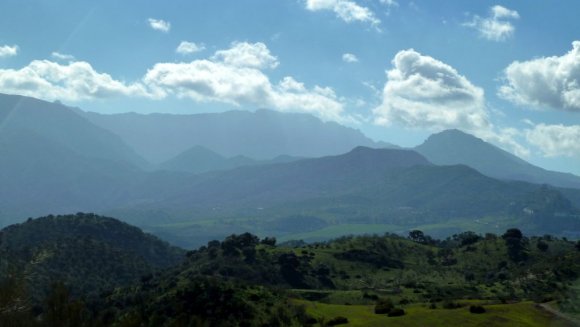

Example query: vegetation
[0,214,578,326]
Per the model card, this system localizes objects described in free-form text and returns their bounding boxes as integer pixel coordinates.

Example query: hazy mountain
[80,109,394,164]
[157,145,301,174]
[0,129,144,224]
[0,94,154,224]
[123,147,578,239]
[415,129,580,189]
[0,93,147,167]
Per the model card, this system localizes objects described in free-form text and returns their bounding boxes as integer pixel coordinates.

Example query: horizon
[0,1,579,174]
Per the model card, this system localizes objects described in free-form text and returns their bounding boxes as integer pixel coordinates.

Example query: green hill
[0,213,184,301]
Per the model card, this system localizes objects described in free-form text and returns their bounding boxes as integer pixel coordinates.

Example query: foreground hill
[415,129,580,189]
[0,213,184,300]
[2,215,578,326]
[80,108,393,163]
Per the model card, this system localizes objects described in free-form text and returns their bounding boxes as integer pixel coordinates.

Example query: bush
[374,298,394,314]
[327,316,349,325]
[469,305,486,314]
[443,301,461,309]
[387,308,405,317]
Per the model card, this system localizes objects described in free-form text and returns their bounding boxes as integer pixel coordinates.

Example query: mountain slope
[415,129,580,189]
[80,109,393,163]
[121,147,579,246]
[0,93,147,167]
[0,129,143,225]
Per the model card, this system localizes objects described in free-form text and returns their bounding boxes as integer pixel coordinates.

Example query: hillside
[0,129,144,225]
[0,213,184,301]
[415,129,580,189]
[0,93,146,167]
[80,108,393,163]
[121,147,580,247]
[2,220,578,326]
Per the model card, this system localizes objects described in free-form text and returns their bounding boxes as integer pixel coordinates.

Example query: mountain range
[0,93,579,246]
[80,108,393,164]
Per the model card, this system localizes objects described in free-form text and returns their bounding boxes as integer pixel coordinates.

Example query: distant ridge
[80,108,395,163]
[415,129,580,189]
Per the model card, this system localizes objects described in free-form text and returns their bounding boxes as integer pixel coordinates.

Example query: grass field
[295,300,577,327]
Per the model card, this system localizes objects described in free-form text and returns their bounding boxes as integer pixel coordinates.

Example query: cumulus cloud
[148,18,171,32]
[373,49,489,131]
[526,123,580,157]
[143,42,344,121]
[0,45,18,58]
[211,42,279,69]
[51,52,75,61]
[342,53,359,63]
[464,5,519,41]
[305,0,380,27]
[499,41,580,112]
[0,60,149,101]
[372,48,529,157]
[176,41,205,55]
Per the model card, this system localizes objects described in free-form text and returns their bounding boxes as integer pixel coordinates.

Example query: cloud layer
[0,45,18,58]
[499,41,580,112]
[464,5,519,41]
[176,41,205,55]
[0,42,345,122]
[305,0,380,27]
[144,42,344,121]
[148,18,171,32]
[0,60,149,101]
[526,123,580,157]
[373,49,488,131]
[342,53,358,63]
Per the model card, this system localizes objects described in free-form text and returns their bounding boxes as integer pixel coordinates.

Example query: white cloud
[373,48,529,157]
[526,123,580,157]
[212,42,279,69]
[342,53,359,63]
[176,41,205,55]
[148,18,171,33]
[51,52,75,61]
[305,0,380,27]
[0,45,18,58]
[0,60,149,102]
[380,0,398,6]
[373,49,489,132]
[499,41,580,112]
[464,5,519,41]
[143,43,345,121]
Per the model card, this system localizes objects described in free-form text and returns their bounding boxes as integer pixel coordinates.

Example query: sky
[0,0,579,174]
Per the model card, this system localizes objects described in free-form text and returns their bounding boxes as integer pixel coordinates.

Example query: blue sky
[0,0,579,174]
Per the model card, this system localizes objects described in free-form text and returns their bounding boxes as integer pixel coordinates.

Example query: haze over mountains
[80,109,392,164]
[1,93,579,246]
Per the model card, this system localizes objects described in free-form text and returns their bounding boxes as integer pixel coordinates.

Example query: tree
[502,228,528,262]
[408,230,425,243]
[537,241,549,252]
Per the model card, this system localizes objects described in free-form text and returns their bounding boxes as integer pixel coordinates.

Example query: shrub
[387,308,405,317]
[374,298,394,314]
[469,305,486,314]
[327,316,349,325]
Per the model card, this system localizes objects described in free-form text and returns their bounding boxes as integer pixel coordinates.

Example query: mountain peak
[416,129,580,189]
